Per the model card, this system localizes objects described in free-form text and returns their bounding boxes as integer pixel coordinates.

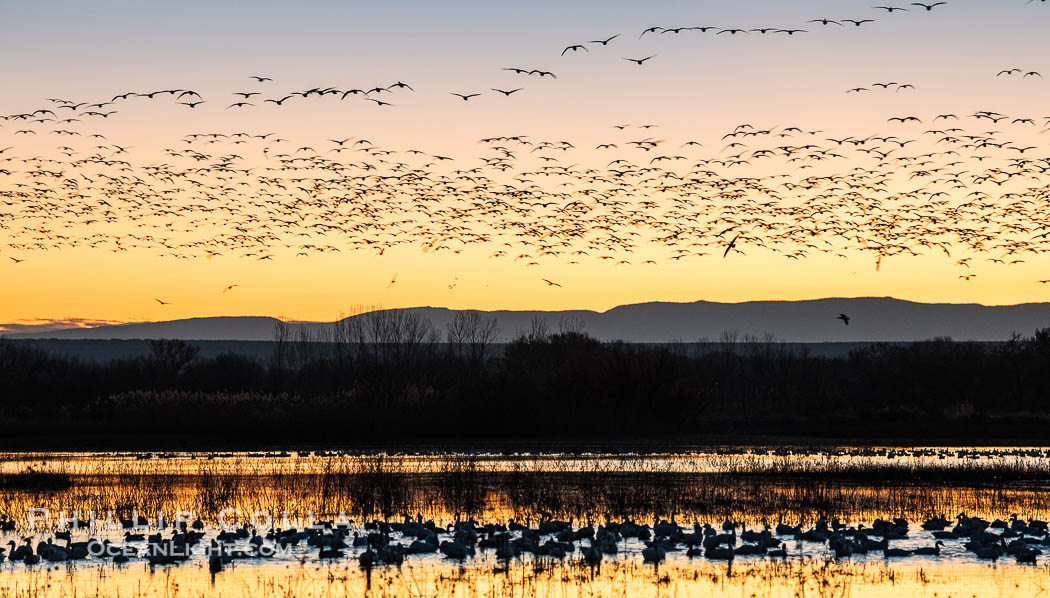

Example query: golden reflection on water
[2,450,1050,526]
[0,558,1048,598]
[2,475,1049,529]
[3,451,1050,597]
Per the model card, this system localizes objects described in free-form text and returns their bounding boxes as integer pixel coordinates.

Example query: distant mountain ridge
[6,298,1050,342]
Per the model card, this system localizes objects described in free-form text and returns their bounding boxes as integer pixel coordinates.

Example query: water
[5,559,1046,598]
[1,448,1049,597]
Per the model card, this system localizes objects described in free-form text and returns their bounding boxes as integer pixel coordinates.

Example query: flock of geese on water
[0,513,1048,570]
[4,1,1050,291]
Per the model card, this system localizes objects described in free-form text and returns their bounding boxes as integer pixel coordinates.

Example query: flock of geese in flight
[3,1,1050,291]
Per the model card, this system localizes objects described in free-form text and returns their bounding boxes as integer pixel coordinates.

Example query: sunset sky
[3,0,1050,329]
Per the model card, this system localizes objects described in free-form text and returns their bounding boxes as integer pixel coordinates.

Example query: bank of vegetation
[3,309,1050,446]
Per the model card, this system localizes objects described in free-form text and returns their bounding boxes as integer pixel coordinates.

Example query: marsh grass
[0,469,72,491]
[2,453,1050,528]
[709,454,1050,484]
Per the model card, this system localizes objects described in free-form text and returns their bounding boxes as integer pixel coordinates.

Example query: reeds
[0,469,72,491]
[2,453,1049,527]
[705,454,1050,483]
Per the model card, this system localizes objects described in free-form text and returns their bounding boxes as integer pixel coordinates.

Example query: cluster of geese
[4,106,1050,280]
[0,4,969,115]
[1,512,1047,569]
[3,4,1050,286]
[553,2,959,77]
[0,4,975,112]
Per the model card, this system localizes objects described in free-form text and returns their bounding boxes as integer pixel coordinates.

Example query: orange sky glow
[3,0,1050,327]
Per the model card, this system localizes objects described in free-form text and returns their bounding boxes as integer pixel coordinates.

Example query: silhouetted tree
[7,327,1050,443]
[148,339,199,387]
[447,311,500,362]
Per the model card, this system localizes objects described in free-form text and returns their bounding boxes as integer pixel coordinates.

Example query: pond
[1,448,1049,597]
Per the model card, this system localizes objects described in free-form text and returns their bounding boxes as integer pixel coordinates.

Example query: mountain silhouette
[5,297,1050,342]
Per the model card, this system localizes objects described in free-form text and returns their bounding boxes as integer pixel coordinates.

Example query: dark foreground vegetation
[3,310,1050,447]
[2,454,1049,524]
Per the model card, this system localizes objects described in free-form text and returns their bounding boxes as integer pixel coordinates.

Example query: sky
[2,0,1050,328]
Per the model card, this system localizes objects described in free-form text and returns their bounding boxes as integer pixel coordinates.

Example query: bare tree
[329,308,359,364]
[335,305,438,365]
[329,304,373,362]
[447,311,500,362]
[291,323,321,370]
[271,318,290,372]
[719,329,740,354]
[558,316,586,336]
[149,339,199,385]
[518,316,550,343]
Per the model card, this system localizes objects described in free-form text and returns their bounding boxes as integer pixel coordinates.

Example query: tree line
[2,310,1050,446]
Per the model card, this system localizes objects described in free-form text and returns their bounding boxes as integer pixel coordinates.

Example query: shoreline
[1,432,1048,453]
